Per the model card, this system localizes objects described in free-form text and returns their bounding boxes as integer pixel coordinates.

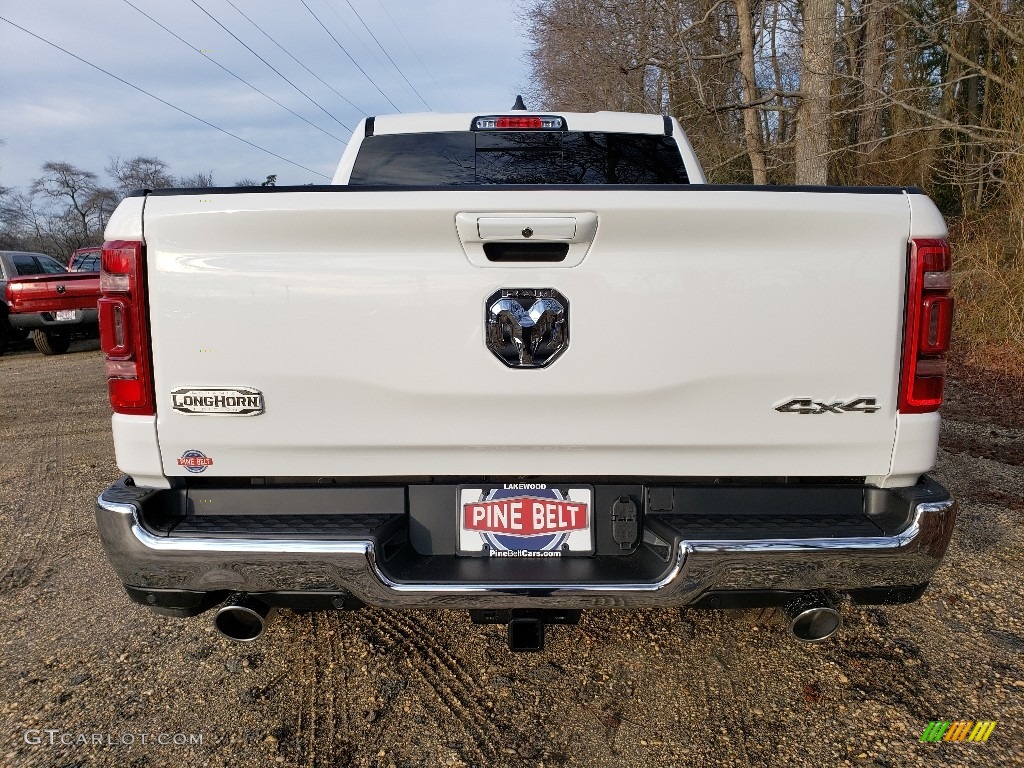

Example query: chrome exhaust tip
[213,595,276,642]
[785,592,842,643]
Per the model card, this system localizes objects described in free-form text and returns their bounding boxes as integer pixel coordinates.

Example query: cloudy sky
[0,0,532,191]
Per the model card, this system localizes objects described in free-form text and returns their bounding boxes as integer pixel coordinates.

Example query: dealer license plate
[54,310,77,321]
[457,483,594,557]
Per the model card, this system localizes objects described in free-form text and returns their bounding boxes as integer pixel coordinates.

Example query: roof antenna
[512,95,527,110]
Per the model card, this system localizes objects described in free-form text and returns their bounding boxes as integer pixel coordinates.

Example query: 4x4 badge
[775,397,880,415]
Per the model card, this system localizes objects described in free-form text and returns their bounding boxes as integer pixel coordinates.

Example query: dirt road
[1,342,1021,767]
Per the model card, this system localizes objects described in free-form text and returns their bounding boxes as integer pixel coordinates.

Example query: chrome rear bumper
[96,480,956,611]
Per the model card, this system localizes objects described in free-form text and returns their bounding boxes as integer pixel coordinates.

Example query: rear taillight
[899,238,954,414]
[99,240,154,415]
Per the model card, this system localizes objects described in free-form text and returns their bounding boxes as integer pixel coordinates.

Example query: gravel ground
[1,341,1022,768]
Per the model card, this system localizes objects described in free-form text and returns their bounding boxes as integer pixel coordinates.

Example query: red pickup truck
[1,250,100,355]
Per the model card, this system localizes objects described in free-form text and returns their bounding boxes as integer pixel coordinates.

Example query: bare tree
[793,0,836,184]
[177,171,215,188]
[32,162,98,239]
[29,162,115,257]
[106,156,175,198]
[523,0,662,113]
[735,0,768,183]
[2,188,90,261]
[854,0,887,182]
[0,190,44,251]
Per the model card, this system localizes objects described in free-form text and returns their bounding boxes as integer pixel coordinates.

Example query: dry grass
[948,210,1024,379]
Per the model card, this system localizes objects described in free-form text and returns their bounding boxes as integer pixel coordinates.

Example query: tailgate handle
[483,242,569,262]
[476,216,577,240]
[455,211,598,268]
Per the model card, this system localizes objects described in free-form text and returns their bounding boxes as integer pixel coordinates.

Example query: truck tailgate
[6,272,100,313]
[142,188,911,479]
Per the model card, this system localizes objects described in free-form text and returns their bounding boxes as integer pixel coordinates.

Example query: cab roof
[368,111,670,136]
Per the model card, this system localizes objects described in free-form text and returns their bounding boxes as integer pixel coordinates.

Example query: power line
[0,15,330,179]
[120,0,346,140]
[189,0,349,131]
[297,0,401,112]
[222,0,368,116]
[320,0,392,81]
[338,0,431,110]
[375,0,455,110]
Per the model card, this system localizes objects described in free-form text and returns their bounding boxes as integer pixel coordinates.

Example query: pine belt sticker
[178,450,213,473]
[458,485,593,557]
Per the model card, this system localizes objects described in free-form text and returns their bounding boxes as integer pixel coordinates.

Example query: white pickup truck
[95,107,956,650]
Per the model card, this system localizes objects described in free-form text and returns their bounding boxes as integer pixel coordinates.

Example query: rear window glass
[72,254,100,271]
[349,131,689,186]
[11,254,44,275]
[38,256,67,274]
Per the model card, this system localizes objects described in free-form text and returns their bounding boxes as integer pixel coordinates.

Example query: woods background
[2,0,1021,371]
[525,0,1022,372]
